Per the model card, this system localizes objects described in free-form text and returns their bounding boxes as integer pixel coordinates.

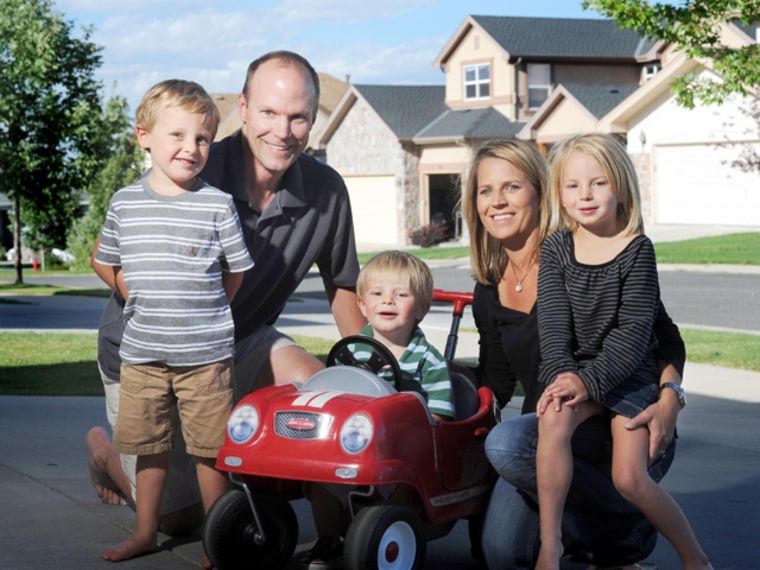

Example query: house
[594,23,760,225]
[318,15,759,247]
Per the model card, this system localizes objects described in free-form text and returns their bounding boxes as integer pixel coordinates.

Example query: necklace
[509,258,535,293]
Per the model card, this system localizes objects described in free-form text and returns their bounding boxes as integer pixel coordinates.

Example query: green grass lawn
[1,233,758,284]
[0,328,757,397]
[0,282,112,298]
[359,233,760,266]
[654,232,760,265]
[0,332,337,396]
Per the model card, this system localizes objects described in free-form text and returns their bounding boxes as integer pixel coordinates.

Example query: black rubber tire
[343,504,425,570]
[202,488,298,570]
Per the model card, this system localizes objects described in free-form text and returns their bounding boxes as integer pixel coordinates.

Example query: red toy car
[203,290,499,570]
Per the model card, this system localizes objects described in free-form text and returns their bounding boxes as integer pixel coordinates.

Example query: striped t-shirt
[350,324,456,419]
[537,230,660,403]
[96,176,254,367]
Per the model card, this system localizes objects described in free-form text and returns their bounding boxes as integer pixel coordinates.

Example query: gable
[415,107,523,143]
[519,83,637,143]
[355,84,448,140]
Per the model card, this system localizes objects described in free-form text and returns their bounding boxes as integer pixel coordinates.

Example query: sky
[55,0,602,113]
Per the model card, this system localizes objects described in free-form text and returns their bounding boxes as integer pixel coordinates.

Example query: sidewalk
[2,358,758,569]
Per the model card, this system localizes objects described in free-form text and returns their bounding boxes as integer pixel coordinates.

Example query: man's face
[238,59,317,180]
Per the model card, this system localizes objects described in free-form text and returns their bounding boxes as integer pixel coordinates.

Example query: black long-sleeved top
[473,234,685,412]
[537,230,660,402]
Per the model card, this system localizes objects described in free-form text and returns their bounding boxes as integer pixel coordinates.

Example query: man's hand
[326,283,366,337]
[625,363,681,463]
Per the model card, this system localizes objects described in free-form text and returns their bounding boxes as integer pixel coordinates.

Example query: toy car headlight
[340,413,373,455]
[227,404,259,445]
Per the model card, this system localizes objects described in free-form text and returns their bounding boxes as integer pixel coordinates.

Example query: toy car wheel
[344,504,425,570]
[326,335,403,389]
[202,488,298,570]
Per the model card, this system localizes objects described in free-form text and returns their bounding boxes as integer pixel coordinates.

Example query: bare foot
[101,533,157,562]
[535,541,562,570]
[202,553,213,569]
[87,427,128,506]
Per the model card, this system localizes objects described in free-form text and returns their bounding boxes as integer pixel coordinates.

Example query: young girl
[534,133,712,570]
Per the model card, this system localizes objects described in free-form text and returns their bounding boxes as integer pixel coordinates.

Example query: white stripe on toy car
[292,391,343,408]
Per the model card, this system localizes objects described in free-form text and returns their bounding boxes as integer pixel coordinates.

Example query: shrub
[409,223,452,247]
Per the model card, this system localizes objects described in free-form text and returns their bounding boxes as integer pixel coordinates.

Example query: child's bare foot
[202,553,213,569]
[535,541,562,570]
[87,427,127,506]
[101,533,157,562]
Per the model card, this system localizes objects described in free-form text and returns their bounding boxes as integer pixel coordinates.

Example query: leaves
[584,0,760,107]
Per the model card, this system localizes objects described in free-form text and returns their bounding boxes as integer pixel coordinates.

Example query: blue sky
[56,0,601,113]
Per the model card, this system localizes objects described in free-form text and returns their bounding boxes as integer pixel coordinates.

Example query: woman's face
[475,156,541,245]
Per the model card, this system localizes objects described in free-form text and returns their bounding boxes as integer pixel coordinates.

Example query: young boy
[353,249,455,421]
[94,79,254,566]
[302,250,455,568]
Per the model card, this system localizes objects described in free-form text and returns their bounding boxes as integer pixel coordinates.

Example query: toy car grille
[274,411,326,439]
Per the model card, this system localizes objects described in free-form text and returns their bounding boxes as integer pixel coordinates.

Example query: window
[464,63,490,100]
[643,63,661,82]
[527,63,551,109]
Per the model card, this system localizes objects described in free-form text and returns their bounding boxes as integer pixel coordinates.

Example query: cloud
[56,0,451,111]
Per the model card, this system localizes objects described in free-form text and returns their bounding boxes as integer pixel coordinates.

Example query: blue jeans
[481,413,675,569]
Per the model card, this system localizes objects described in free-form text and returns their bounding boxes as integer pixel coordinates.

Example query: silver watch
[660,381,686,409]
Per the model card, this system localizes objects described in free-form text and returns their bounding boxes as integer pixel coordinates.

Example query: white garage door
[655,142,760,225]
[344,174,400,247]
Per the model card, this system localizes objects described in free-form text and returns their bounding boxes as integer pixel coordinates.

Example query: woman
[462,139,686,569]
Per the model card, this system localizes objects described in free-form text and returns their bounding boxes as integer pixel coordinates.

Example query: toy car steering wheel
[326,336,403,389]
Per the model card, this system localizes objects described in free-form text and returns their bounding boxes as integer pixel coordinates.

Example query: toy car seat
[450,365,480,420]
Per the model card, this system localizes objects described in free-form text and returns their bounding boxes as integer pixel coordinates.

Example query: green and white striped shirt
[351,324,455,419]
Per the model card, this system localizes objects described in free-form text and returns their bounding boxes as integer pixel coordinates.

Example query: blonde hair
[357,250,434,310]
[547,133,644,236]
[135,79,221,134]
[461,139,552,285]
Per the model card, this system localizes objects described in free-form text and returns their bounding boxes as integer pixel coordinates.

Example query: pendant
[515,282,523,293]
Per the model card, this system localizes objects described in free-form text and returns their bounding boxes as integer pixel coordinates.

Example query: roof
[352,84,448,139]
[560,83,640,118]
[415,107,523,142]
[437,15,658,63]
[211,93,241,141]
[318,73,350,113]
[731,20,757,41]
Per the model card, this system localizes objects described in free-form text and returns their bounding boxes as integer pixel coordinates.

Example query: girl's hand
[540,372,588,414]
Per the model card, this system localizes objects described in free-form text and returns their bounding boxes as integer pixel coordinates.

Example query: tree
[0,0,103,283]
[584,0,760,108]
[66,94,146,270]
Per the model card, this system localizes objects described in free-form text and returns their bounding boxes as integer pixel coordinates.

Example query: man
[87,50,366,530]
[202,50,365,395]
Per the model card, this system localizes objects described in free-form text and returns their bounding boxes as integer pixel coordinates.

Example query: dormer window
[643,63,662,82]
[527,63,551,109]
[464,63,490,100]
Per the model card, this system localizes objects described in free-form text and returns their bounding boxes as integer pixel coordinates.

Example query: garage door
[344,174,400,247]
[654,142,760,225]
